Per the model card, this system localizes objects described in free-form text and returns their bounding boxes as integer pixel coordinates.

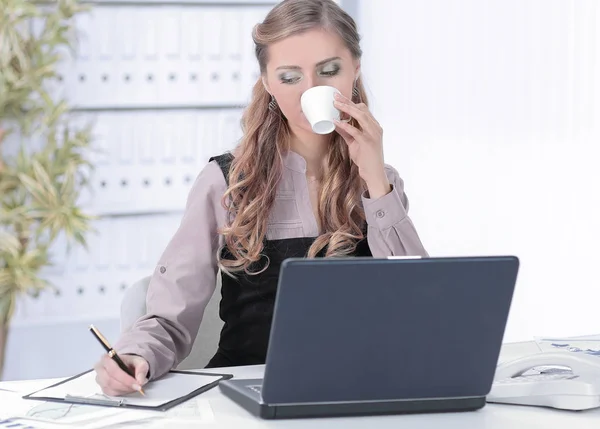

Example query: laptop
[219,255,519,419]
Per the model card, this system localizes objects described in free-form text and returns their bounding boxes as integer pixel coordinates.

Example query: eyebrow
[276,56,341,71]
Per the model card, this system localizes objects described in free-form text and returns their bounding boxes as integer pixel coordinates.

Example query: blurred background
[0,0,598,381]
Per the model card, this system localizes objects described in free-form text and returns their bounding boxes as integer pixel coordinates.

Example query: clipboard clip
[65,394,124,407]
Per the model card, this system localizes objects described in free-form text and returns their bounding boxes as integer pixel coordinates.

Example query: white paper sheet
[27,370,224,408]
[1,390,148,428]
[2,388,215,429]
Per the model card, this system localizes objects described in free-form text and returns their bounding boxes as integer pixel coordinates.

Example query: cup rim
[300,85,340,103]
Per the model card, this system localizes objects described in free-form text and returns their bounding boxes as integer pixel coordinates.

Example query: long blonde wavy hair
[218,0,370,275]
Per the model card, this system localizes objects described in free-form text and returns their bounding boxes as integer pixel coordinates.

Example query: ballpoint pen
[89,324,145,396]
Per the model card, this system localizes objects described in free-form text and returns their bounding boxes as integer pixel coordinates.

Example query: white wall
[359,0,600,342]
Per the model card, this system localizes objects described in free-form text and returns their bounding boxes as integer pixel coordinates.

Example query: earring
[269,95,278,112]
[352,86,360,100]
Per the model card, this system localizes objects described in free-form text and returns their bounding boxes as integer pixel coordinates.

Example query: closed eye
[319,63,341,77]
[281,76,300,84]
[279,72,301,84]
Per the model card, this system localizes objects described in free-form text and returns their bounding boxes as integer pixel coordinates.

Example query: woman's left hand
[333,93,391,198]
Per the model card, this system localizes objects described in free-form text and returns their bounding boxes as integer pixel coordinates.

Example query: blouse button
[376,210,386,219]
[159,266,166,274]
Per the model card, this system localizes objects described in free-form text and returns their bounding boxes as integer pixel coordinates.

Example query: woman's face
[263,27,360,135]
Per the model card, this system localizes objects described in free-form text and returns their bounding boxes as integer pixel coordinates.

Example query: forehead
[266,27,350,69]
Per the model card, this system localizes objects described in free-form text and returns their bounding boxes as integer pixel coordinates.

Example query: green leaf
[0,0,95,324]
[0,231,20,259]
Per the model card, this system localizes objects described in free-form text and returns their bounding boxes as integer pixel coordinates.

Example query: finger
[332,94,354,121]
[339,110,352,122]
[334,101,381,136]
[133,359,149,385]
[95,363,131,395]
[348,99,370,113]
[334,119,362,141]
[334,92,356,105]
[334,94,380,130]
[103,386,123,397]
[334,93,370,115]
[98,365,134,394]
[94,361,107,387]
[102,355,140,391]
[334,99,370,124]
[334,122,354,142]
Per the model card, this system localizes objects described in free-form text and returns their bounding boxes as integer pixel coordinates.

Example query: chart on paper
[0,390,141,428]
[25,402,114,422]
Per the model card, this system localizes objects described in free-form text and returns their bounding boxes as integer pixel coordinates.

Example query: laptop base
[219,379,487,420]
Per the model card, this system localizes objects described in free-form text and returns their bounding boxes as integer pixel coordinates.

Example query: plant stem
[0,127,5,173]
[14,221,29,253]
[0,322,8,381]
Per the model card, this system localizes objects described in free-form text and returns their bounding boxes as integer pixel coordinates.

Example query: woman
[94,0,428,396]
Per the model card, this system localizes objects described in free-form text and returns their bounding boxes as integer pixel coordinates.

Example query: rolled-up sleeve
[113,161,227,379]
[363,165,428,257]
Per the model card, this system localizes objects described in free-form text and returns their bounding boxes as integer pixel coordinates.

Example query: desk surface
[2,341,600,429]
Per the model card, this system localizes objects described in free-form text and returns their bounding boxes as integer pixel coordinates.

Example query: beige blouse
[114,150,428,379]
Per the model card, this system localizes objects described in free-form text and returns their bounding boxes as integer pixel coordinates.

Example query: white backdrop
[359,0,600,342]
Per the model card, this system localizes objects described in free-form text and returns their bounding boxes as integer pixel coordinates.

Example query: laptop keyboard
[247,384,262,394]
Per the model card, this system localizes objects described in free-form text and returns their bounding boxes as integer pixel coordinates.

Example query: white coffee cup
[300,85,342,134]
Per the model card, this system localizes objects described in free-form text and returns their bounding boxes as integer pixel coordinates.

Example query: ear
[262,75,271,96]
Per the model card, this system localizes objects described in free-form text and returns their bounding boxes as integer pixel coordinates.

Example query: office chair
[120,274,224,370]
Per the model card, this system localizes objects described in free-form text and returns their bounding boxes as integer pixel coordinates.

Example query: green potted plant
[0,0,96,379]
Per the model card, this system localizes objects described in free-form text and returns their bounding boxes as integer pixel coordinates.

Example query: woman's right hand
[94,354,149,396]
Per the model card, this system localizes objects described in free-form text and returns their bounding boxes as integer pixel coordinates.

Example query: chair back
[120,274,224,369]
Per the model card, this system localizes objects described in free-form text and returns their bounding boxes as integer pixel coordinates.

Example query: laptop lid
[261,256,519,405]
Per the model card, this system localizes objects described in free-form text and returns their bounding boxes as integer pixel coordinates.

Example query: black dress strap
[208,153,234,186]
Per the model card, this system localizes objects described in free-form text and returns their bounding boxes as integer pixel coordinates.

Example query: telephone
[487,352,600,410]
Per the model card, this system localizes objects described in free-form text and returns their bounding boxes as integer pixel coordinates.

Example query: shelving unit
[9,1,275,327]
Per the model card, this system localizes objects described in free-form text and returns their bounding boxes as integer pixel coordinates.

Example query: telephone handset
[488,352,600,410]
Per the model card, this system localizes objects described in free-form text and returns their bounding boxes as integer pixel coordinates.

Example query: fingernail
[132,383,142,391]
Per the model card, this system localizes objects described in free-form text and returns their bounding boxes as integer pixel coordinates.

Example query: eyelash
[281,76,299,84]
[321,69,339,77]
[280,67,340,84]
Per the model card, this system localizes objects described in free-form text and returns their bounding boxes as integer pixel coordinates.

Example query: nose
[303,75,318,92]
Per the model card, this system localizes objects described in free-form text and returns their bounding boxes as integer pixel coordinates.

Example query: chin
[290,115,316,134]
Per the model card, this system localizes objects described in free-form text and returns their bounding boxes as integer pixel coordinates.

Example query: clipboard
[22,369,233,412]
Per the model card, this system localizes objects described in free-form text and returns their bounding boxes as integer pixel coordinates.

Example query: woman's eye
[279,73,301,84]
[321,70,338,77]
[320,65,340,77]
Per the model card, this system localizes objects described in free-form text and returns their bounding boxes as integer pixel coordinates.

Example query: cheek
[324,75,355,100]
[273,87,304,115]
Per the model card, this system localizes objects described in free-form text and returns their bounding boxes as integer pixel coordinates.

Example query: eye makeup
[278,61,342,84]
[279,71,302,84]
[319,62,341,77]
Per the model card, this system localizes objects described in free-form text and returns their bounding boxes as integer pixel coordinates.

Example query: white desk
[2,342,600,429]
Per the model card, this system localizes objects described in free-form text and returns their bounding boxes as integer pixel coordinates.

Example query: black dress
[205,153,372,368]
